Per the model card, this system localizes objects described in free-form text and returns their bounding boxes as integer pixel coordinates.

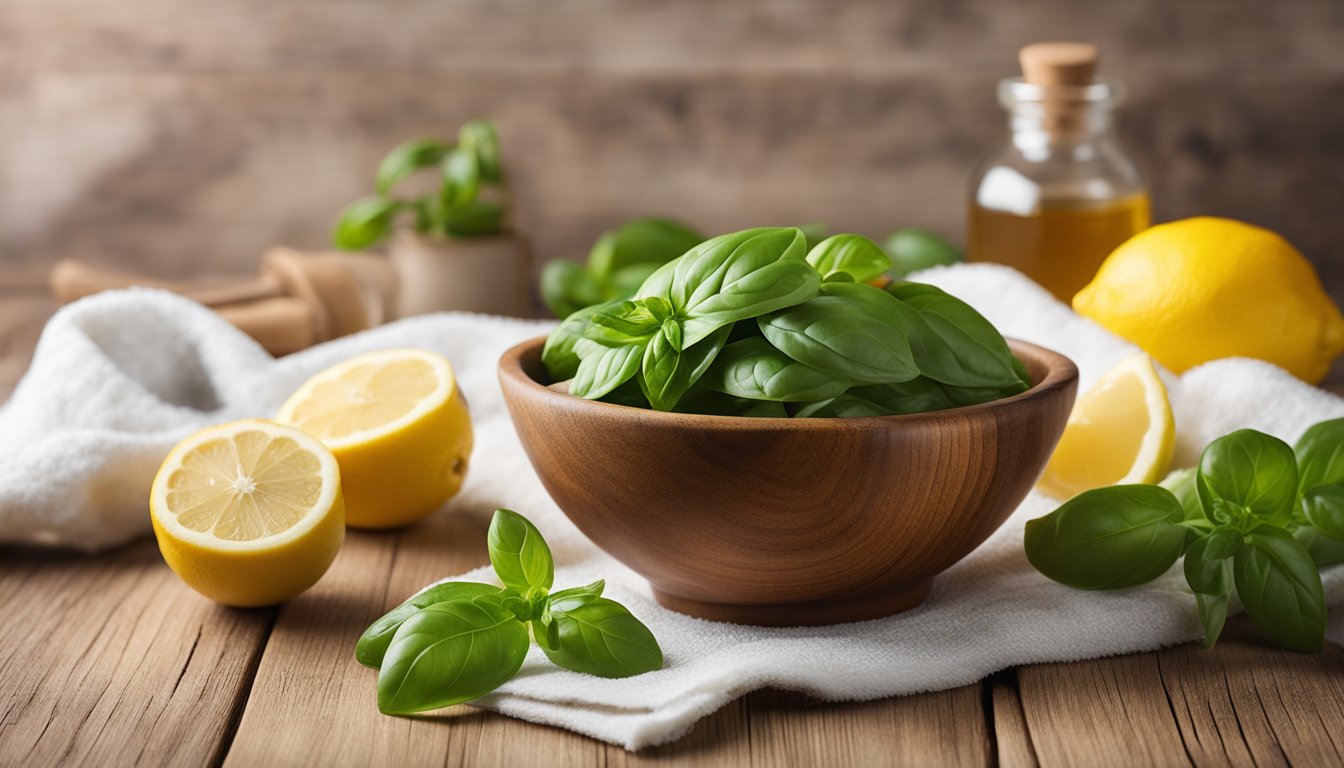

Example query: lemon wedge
[150,419,345,606]
[1036,353,1174,500]
[277,349,473,529]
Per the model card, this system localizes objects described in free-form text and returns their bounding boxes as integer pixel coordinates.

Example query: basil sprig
[357,509,662,714]
[543,227,1028,416]
[333,119,509,249]
[1026,417,1344,653]
[541,218,705,319]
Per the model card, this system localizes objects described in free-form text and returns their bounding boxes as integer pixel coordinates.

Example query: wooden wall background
[1,0,1342,305]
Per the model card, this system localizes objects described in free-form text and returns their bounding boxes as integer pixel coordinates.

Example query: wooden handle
[216,298,317,356]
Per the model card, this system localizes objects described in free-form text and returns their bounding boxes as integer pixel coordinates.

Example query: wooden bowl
[498,337,1078,626]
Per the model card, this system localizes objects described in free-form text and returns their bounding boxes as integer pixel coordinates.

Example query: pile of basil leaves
[542,227,1029,416]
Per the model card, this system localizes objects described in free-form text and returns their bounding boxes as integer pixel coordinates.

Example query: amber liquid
[967,193,1151,300]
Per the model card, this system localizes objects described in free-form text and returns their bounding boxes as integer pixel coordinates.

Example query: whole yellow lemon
[1073,217,1344,383]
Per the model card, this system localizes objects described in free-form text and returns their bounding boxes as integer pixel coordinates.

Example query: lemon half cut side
[150,419,345,607]
[277,349,473,529]
[1036,353,1174,501]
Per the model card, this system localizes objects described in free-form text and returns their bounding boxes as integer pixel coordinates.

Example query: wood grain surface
[1,0,1341,306]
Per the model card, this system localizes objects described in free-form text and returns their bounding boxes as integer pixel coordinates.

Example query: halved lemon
[1036,353,1175,500]
[150,420,345,607]
[276,349,472,529]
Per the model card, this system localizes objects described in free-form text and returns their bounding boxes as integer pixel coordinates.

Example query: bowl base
[652,579,933,627]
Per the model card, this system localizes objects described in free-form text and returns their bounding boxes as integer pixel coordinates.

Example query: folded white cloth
[2,264,1341,750]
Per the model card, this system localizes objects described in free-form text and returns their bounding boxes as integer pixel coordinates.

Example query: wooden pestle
[49,249,398,356]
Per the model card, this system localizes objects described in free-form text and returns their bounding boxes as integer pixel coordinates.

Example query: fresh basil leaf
[639,227,819,347]
[759,282,919,385]
[458,119,502,181]
[488,508,554,592]
[1301,484,1344,542]
[333,196,399,250]
[589,218,702,279]
[672,383,787,417]
[1293,417,1344,495]
[584,300,660,346]
[597,377,652,409]
[571,340,643,399]
[441,145,480,210]
[542,304,603,381]
[539,597,663,678]
[442,199,505,236]
[541,263,603,321]
[1202,527,1243,560]
[805,234,892,283]
[1233,526,1325,653]
[793,394,890,418]
[1183,534,1233,648]
[356,582,504,669]
[848,378,963,414]
[547,579,606,613]
[1159,468,1207,523]
[639,324,731,411]
[1197,429,1299,527]
[376,139,449,194]
[377,598,529,714]
[1294,525,1344,568]
[703,337,850,402]
[1024,485,1185,590]
[885,282,1026,390]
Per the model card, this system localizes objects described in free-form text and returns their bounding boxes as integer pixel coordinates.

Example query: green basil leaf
[539,597,663,678]
[639,227,820,347]
[488,508,554,592]
[1183,534,1233,648]
[355,582,504,669]
[333,196,399,250]
[805,234,892,283]
[758,282,919,385]
[441,145,481,210]
[885,282,1026,390]
[882,228,962,277]
[458,119,502,181]
[639,324,731,411]
[1024,485,1185,590]
[1159,468,1207,523]
[1294,525,1344,568]
[703,337,850,402]
[597,377,652,409]
[542,304,603,381]
[1202,527,1243,560]
[671,383,787,417]
[584,300,660,346]
[1233,526,1325,653]
[1197,429,1299,527]
[589,218,703,279]
[375,139,449,195]
[571,340,643,399]
[1301,484,1344,542]
[442,200,505,236]
[793,394,889,418]
[377,598,529,713]
[848,378,963,414]
[1293,417,1344,495]
[540,261,603,320]
[546,579,606,614]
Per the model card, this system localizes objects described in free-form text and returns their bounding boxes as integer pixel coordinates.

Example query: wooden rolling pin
[49,248,399,356]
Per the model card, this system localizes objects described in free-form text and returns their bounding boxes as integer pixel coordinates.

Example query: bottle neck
[999,77,1122,149]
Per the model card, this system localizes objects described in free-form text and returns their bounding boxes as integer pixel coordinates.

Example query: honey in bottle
[967,43,1149,300]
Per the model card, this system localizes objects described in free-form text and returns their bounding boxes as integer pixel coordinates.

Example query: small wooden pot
[499,337,1078,626]
[389,230,531,317]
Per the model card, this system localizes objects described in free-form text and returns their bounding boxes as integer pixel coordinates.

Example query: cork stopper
[1019,42,1099,87]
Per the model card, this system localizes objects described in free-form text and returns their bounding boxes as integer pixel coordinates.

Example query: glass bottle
[967,43,1149,301]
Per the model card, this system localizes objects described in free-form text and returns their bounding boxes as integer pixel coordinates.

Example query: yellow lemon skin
[1073,217,1344,384]
[150,493,345,608]
[328,390,472,529]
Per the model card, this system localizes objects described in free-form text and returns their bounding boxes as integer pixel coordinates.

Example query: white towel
[2,264,1341,750]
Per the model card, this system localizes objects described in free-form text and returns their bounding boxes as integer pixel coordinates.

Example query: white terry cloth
[2,266,1342,749]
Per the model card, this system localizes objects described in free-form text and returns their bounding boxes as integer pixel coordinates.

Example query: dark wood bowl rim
[498,336,1078,432]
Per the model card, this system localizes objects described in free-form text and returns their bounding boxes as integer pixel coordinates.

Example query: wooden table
[2,291,1342,767]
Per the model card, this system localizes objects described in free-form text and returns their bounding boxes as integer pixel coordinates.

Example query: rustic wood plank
[989,671,1039,768]
[1016,617,1344,768]
[0,540,274,766]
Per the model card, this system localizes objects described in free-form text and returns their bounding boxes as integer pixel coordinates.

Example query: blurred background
[0,0,1341,297]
